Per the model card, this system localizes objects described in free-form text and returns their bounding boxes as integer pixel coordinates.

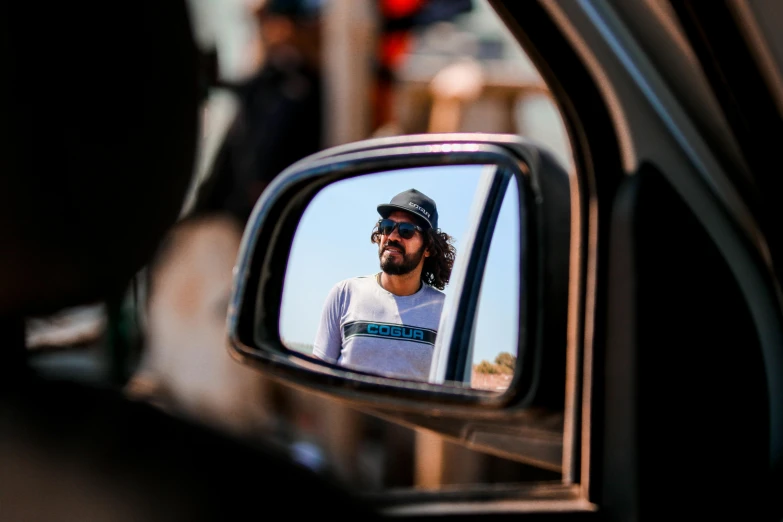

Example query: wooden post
[322,0,377,146]
[304,0,379,487]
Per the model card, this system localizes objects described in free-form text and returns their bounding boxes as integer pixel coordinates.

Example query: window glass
[119,0,573,494]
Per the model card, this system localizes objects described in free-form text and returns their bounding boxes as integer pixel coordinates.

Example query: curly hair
[371,223,456,291]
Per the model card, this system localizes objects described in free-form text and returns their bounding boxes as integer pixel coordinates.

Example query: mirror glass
[279,165,521,393]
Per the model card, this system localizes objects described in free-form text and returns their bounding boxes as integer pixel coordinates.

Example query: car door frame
[490,1,783,520]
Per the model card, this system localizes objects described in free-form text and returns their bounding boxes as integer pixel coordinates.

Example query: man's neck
[379,270,423,296]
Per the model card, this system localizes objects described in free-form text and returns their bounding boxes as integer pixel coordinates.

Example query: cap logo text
[408,202,430,218]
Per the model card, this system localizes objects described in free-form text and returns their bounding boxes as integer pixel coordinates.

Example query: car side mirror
[228,133,573,472]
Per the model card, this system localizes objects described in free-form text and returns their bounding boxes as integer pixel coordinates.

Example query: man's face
[378,210,430,276]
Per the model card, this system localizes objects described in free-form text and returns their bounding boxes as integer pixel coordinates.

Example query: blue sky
[279,165,520,368]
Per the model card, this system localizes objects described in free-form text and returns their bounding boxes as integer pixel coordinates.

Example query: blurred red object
[372,0,473,131]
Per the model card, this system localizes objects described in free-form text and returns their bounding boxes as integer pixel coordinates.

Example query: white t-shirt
[312,274,446,381]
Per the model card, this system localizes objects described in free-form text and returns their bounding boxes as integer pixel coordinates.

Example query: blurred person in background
[0,1,380,519]
[126,0,327,441]
[194,0,326,224]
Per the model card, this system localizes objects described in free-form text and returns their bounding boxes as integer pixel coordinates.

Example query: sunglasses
[377,219,425,240]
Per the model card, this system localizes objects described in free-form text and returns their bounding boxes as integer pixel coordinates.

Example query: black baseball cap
[377,188,438,230]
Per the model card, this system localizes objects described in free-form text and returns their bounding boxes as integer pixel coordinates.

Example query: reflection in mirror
[279,165,521,392]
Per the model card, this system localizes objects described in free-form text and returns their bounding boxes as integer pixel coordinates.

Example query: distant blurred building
[390,1,573,170]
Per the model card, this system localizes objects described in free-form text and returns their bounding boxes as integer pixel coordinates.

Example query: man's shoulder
[422,284,447,301]
[330,275,376,294]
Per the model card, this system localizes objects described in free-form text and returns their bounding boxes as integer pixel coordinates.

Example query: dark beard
[379,241,426,276]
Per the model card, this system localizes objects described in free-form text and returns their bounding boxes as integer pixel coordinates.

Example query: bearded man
[312,189,456,381]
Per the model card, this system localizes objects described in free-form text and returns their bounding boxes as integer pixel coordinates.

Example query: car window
[34,0,574,497]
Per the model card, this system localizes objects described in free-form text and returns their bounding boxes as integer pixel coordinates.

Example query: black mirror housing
[227,133,574,470]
